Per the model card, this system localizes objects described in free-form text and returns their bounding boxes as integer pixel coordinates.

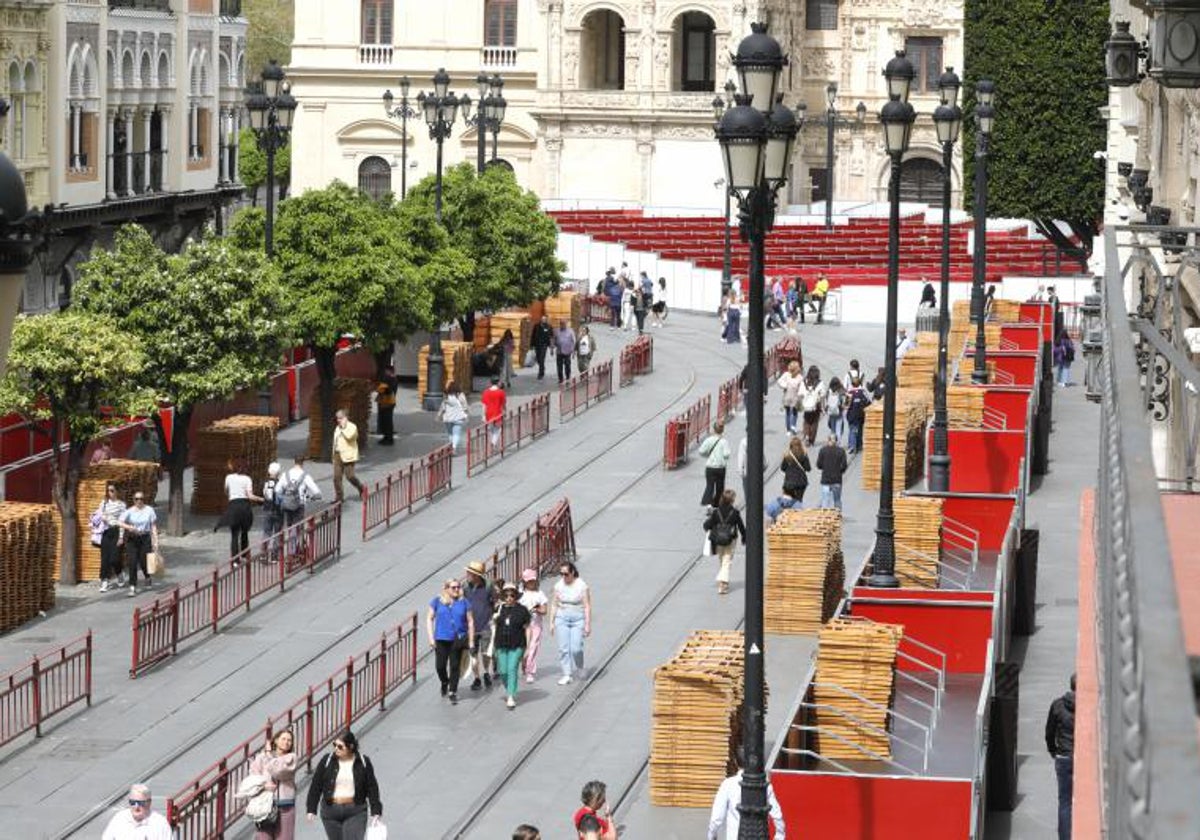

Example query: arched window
[899,158,945,207]
[485,0,517,47]
[362,0,393,45]
[675,12,715,92]
[358,155,392,201]
[580,10,625,90]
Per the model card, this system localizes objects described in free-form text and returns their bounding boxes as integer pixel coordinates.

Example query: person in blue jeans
[1045,674,1075,840]
[815,435,848,511]
[548,561,592,686]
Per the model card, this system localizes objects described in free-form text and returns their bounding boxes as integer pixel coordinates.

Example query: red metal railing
[466,393,551,477]
[558,360,614,421]
[166,615,418,839]
[583,294,612,324]
[130,505,343,678]
[361,444,453,540]
[619,335,654,387]
[479,498,577,586]
[716,374,744,422]
[0,631,92,748]
[662,394,712,469]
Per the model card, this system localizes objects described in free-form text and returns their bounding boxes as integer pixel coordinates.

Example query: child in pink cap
[518,568,548,682]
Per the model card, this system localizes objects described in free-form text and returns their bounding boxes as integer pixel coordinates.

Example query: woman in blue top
[117,492,158,597]
[426,579,475,704]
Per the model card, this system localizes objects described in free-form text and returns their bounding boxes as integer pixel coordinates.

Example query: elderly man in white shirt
[102,783,173,840]
[708,748,787,840]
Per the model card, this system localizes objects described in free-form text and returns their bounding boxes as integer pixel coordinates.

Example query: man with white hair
[101,783,172,839]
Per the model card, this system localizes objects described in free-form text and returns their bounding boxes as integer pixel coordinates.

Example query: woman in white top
[518,568,549,682]
[220,458,262,561]
[798,366,827,446]
[776,360,804,435]
[548,561,591,685]
[95,484,127,592]
[438,383,470,454]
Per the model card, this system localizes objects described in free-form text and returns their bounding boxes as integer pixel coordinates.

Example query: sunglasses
[333,742,347,750]
[128,799,150,807]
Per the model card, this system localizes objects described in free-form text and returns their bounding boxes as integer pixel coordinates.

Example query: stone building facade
[289,0,964,210]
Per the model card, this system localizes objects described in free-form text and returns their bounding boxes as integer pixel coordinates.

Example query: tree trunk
[162,408,191,536]
[373,348,393,381]
[51,429,85,586]
[250,184,259,209]
[459,311,476,343]
[315,345,337,462]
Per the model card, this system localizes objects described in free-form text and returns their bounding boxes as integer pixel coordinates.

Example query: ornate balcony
[359,44,394,65]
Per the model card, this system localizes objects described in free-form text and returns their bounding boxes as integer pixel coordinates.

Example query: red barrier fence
[619,335,654,387]
[716,375,743,422]
[559,360,614,421]
[166,615,418,838]
[466,393,552,477]
[480,498,577,586]
[130,505,343,678]
[0,631,92,748]
[361,445,453,541]
[663,394,713,469]
[583,294,612,324]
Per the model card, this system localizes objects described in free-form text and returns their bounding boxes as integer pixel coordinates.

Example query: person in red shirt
[572,780,616,840]
[480,376,508,448]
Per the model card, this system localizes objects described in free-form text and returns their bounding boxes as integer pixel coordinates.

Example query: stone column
[106,107,117,198]
[637,133,654,205]
[228,107,239,182]
[158,105,171,190]
[121,107,134,195]
[217,107,229,182]
[189,100,199,159]
[70,103,81,169]
[141,107,153,192]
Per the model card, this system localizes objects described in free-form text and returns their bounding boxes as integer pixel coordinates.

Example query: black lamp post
[713,79,737,298]
[868,51,916,589]
[382,77,418,198]
[484,76,506,163]
[244,60,297,259]
[415,68,466,410]
[928,68,963,493]
[715,22,795,840]
[970,80,995,384]
[460,73,504,174]
[796,91,866,231]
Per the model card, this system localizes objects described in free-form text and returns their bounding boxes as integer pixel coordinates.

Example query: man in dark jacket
[816,435,848,510]
[604,270,622,327]
[531,315,554,380]
[1045,674,1076,840]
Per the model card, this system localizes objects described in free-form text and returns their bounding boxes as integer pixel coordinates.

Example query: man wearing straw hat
[463,560,496,691]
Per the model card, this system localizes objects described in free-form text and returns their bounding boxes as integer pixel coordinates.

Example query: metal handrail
[982,406,1008,430]
[808,684,933,772]
[894,541,968,590]
[777,747,870,776]
[942,515,980,573]
[789,716,924,775]
[991,367,1016,385]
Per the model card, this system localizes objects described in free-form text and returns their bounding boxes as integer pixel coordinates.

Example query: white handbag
[366,819,388,840]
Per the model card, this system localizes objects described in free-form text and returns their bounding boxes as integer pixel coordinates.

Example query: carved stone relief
[563,31,580,89]
[802,48,835,80]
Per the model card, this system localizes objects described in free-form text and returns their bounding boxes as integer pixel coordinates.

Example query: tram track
[57,323,742,838]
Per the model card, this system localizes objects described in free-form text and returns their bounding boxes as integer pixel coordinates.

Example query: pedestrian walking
[816,434,849,510]
[261,462,284,563]
[1045,674,1076,840]
[573,780,617,840]
[427,578,473,703]
[811,273,830,323]
[278,456,321,549]
[512,826,541,840]
[777,360,804,434]
[1053,328,1075,387]
[90,438,114,466]
[217,458,262,561]
[798,366,827,446]
[984,283,997,318]
[438,383,470,453]
[919,280,937,310]
[331,409,365,503]
[650,277,669,327]
[549,561,591,685]
[554,319,577,382]
[723,302,742,344]
[896,327,916,361]
[845,385,871,454]
[576,325,595,373]
[531,315,554,379]
[93,483,126,593]
[781,436,812,504]
[796,277,808,324]
[117,492,158,597]
[249,730,298,840]
[844,358,865,390]
[826,377,847,443]
[481,376,507,448]
[463,560,495,690]
[518,568,548,683]
[305,731,383,840]
[374,364,397,445]
[703,489,746,595]
[604,270,622,328]
[707,746,786,840]
[639,269,654,302]
[868,366,887,400]
[494,581,532,709]
[102,783,172,840]
[698,420,731,507]
[620,281,636,331]
[499,328,516,387]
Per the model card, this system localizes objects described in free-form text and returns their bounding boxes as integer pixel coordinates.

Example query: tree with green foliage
[238,126,291,208]
[403,163,563,339]
[963,0,1109,258]
[0,313,153,583]
[232,182,473,456]
[242,0,294,82]
[75,225,292,535]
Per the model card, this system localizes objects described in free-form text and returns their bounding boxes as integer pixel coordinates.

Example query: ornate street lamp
[713,79,738,297]
[715,22,794,839]
[970,80,996,384]
[1106,21,1144,87]
[929,68,963,493]
[382,76,418,198]
[244,60,297,258]
[868,52,916,589]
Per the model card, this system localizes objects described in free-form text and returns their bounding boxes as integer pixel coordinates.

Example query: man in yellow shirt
[332,409,365,502]
[812,274,831,324]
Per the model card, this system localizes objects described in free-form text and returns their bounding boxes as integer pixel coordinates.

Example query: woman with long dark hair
[305,730,382,840]
[250,729,297,839]
[219,458,262,561]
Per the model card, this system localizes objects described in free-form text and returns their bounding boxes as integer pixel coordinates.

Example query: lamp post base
[867,570,900,588]
[928,452,950,493]
[423,351,446,412]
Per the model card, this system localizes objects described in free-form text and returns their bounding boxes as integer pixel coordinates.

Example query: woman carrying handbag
[305,730,383,840]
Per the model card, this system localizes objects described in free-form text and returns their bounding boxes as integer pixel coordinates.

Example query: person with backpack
[698,420,732,507]
[261,463,284,563]
[704,490,747,595]
[777,360,804,435]
[1053,327,1075,387]
[825,377,847,444]
[305,730,382,839]
[278,456,322,553]
[845,385,871,454]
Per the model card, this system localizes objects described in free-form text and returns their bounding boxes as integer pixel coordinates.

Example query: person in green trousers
[493,582,532,709]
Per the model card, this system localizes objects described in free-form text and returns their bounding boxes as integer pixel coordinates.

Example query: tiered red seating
[551,209,1082,287]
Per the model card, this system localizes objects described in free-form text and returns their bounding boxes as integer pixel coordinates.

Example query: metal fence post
[378,634,388,711]
[85,631,93,706]
[130,609,141,678]
[30,656,41,738]
[344,658,354,730]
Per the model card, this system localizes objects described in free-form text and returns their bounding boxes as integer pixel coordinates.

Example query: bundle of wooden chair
[947,385,986,427]
[0,502,57,628]
[765,509,845,634]
[69,459,161,580]
[813,618,904,760]
[894,495,945,589]
[897,341,938,390]
[417,341,473,403]
[650,630,751,807]
[194,415,279,514]
[544,291,582,332]
[305,379,372,461]
[861,389,932,491]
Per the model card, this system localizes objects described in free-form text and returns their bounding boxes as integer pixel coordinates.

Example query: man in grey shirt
[554,320,577,383]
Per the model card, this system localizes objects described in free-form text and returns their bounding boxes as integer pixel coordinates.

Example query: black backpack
[711,510,736,546]
[847,390,870,423]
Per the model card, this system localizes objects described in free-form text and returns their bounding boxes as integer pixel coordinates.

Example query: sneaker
[117,575,128,587]
[483,673,492,688]
[449,692,458,704]
[127,586,136,598]
[557,675,572,686]
[440,683,448,697]
[143,577,152,589]
[506,697,516,710]
[526,674,535,684]
[99,581,110,593]
[470,678,483,691]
